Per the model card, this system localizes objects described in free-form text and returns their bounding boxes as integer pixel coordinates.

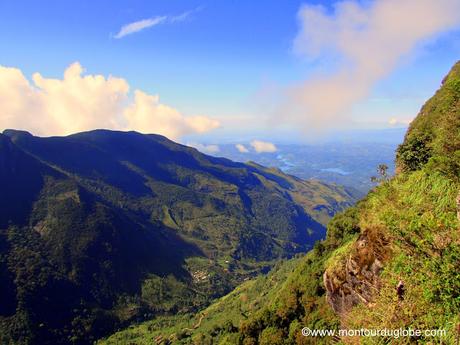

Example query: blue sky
[1,0,460,144]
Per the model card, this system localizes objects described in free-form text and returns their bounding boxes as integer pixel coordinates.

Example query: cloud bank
[285,0,460,131]
[250,140,277,153]
[0,62,219,140]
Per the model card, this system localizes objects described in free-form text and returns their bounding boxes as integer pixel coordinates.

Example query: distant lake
[320,167,350,175]
[277,155,296,170]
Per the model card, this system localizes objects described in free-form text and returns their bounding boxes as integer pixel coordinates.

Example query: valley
[0,129,355,344]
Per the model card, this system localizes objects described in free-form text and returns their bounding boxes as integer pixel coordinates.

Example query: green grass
[345,169,460,344]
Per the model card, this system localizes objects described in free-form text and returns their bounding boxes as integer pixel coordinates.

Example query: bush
[258,327,285,345]
[325,207,360,249]
[397,133,432,172]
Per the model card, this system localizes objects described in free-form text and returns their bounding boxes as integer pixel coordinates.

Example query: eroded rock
[324,228,390,315]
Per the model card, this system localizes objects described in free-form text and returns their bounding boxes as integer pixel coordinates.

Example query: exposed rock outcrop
[324,228,391,315]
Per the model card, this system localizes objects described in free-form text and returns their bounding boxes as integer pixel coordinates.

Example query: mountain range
[0,129,355,344]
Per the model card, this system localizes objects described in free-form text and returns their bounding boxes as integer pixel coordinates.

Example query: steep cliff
[100,61,460,345]
[325,60,460,326]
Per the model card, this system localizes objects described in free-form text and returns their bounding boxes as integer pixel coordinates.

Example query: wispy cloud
[170,7,201,23]
[277,0,460,132]
[114,16,167,39]
[114,7,202,39]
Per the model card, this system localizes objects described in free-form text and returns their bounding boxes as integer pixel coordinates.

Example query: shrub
[397,133,432,172]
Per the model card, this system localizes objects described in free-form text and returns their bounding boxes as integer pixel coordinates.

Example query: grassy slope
[102,61,460,344]
[339,60,460,344]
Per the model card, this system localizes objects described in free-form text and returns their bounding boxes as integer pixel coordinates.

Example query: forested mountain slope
[0,129,354,344]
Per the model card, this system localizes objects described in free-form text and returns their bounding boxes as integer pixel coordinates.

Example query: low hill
[101,61,460,344]
[0,129,355,344]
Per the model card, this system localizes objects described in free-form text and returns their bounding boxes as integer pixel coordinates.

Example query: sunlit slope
[102,60,460,345]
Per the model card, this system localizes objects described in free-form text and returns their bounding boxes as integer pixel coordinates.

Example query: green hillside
[101,61,460,345]
[0,130,354,344]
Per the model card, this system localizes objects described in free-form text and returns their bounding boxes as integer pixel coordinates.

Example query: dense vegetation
[101,207,360,345]
[102,61,460,344]
[0,129,354,344]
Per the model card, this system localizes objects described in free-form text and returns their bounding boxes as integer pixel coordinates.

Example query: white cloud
[388,117,412,126]
[124,91,219,140]
[0,62,219,140]
[235,144,249,153]
[250,140,277,153]
[114,8,201,39]
[114,16,167,39]
[187,142,220,154]
[284,0,460,131]
[170,7,201,23]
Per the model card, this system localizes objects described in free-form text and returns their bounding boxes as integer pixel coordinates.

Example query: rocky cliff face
[323,227,391,315]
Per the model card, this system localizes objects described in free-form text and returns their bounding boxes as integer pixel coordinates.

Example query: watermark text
[301,327,447,339]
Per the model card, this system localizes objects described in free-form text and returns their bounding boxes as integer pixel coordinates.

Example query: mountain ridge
[0,128,355,344]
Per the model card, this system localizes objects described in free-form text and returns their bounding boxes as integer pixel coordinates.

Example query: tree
[371,164,389,184]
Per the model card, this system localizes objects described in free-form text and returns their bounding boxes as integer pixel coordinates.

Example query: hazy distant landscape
[193,128,406,194]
